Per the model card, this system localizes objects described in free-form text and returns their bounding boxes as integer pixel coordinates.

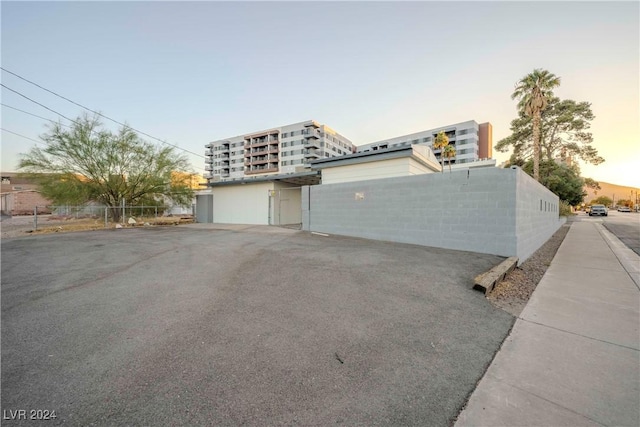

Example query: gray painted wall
[302,167,564,263]
[195,194,213,223]
[272,184,302,226]
[514,167,566,262]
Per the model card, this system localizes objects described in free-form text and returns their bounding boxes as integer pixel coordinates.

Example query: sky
[1,1,639,187]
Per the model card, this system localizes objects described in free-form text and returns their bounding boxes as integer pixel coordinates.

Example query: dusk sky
[2,1,639,187]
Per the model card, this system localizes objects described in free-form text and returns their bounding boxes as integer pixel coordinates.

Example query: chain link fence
[30,205,190,231]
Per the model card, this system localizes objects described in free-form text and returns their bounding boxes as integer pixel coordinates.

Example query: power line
[1,103,70,127]
[1,128,46,146]
[0,87,118,144]
[2,125,206,174]
[1,85,205,172]
[1,83,78,124]
[1,67,205,159]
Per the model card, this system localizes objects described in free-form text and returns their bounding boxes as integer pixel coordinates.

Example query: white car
[589,205,608,216]
[617,206,631,212]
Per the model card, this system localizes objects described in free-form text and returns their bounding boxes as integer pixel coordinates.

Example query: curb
[473,256,519,295]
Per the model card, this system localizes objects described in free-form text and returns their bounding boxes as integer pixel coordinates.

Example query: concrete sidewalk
[456,221,640,426]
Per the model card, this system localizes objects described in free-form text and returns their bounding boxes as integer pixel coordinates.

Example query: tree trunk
[532,110,541,182]
[110,206,121,223]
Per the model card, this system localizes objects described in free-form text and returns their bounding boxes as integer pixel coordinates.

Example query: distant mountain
[584,181,640,205]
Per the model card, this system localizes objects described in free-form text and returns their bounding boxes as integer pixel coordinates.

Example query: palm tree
[511,69,561,182]
[443,144,456,172]
[433,131,449,173]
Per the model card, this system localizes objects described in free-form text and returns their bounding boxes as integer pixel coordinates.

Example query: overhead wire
[1,103,72,128]
[1,67,205,159]
[1,79,205,172]
[1,128,46,146]
[1,83,78,124]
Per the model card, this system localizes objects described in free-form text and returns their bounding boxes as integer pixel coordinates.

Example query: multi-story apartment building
[356,120,492,166]
[204,120,355,182]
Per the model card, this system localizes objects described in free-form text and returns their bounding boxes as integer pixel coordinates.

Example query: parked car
[617,206,631,212]
[589,205,608,216]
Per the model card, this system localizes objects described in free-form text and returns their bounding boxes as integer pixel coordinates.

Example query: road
[1,225,513,426]
[575,210,640,255]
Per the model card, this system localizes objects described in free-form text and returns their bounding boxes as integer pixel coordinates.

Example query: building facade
[310,144,441,185]
[1,173,53,215]
[204,120,355,183]
[356,120,492,166]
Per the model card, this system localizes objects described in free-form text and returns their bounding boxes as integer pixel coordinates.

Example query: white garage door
[212,183,272,225]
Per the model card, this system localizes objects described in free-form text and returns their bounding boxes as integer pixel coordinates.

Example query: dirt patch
[488,223,570,317]
[1,215,194,239]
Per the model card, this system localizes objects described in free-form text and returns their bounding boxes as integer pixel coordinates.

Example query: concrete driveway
[2,225,513,426]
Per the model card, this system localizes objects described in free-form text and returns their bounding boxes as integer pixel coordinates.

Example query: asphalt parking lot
[2,225,514,426]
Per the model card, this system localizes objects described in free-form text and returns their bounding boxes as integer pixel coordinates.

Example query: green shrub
[559,201,574,217]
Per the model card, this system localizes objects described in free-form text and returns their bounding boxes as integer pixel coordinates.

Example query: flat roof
[310,145,414,169]
[309,144,441,172]
[204,170,321,187]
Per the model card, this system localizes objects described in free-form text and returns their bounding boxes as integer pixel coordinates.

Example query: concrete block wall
[303,167,564,262]
[305,168,518,258]
[514,167,566,262]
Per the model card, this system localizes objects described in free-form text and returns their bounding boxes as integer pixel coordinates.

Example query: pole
[104,207,108,228]
[34,206,38,231]
[121,199,125,224]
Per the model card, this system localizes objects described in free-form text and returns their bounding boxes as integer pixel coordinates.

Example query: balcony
[245,165,279,175]
[205,165,213,171]
[246,147,278,156]
[244,136,279,149]
[205,149,214,156]
[247,140,268,149]
[304,129,320,140]
[304,139,320,149]
[245,154,279,166]
[249,158,269,166]
[304,150,320,159]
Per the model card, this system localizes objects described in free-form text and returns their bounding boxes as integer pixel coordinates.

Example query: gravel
[487,223,571,317]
